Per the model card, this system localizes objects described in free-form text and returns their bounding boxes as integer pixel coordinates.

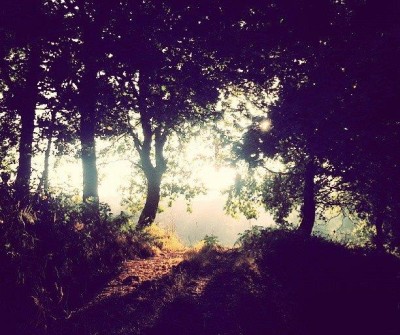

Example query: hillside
[56,230,399,335]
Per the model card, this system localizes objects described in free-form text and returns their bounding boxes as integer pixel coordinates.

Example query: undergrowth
[146,228,400,335]
[0,192,173,335]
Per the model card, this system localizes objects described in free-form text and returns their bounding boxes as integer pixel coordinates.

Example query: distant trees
[0,0,399,248]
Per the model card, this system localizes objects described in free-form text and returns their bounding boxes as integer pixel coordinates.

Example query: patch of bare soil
[55,248,255,335]
[96,251,185,300]
[56,251,198,334]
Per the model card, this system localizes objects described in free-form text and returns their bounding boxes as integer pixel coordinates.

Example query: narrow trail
[85,251,186,308]
[62,249,231,335]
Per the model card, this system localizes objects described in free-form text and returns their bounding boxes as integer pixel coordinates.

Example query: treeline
[0,0,399,249]
[1,1,399,247]
[0,1,400,333]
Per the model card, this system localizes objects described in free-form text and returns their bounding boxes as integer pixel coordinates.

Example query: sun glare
[46,135,238,206]
[259,119,271,132]
[197,165,237,195]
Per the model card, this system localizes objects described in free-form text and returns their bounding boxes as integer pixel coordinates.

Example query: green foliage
[202,234,220,248]
[0,193,163,334]
[235,225,265,248]
[224,167,264,220]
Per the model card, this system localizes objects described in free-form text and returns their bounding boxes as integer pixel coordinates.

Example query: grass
[144,224,186,252]
[60,228,400,335]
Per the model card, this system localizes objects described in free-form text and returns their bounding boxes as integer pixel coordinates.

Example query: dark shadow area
[59,230,400,335]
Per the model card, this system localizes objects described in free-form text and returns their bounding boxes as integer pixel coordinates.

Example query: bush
[0,192,155,334]
[202,234,220,249]
[239,228,400,335]
[234,225,266,249]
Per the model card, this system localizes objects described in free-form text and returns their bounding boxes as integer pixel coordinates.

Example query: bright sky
[39,134,274,246]
[32,93,277,245]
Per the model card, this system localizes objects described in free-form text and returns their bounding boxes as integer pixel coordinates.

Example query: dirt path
[83,251,186,310]
[62,249,228,335]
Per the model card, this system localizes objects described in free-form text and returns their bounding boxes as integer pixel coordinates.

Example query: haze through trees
[0,0,399,249]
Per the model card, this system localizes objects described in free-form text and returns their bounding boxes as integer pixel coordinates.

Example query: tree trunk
[37,110,56,194]
[137,170,162,229]
[374,202,385,251]
[15,45,40,203]
[299,160,316,235]
[79,42,99,206]
[375,215,384,251]
[80,112,99,205]
[135,122,168,230]
[37,135,52,194]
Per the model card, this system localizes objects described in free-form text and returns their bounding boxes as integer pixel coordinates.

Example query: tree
[231,0,352,234]
[237,0,400,245]
[0,1,62,202]
[327,0,400,250]
[106,1,222,229]
[40,0,130,206]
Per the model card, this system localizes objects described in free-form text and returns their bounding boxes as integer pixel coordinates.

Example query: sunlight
[259,119,272,132]
[197,165,237,195]
[184,135,237,196]
[47,135,238,207]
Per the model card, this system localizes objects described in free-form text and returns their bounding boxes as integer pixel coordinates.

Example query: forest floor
[57,235,400,335]
[85,251,187,305]
[59,249,220,335]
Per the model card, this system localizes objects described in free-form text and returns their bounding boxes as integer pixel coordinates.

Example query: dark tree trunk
[135,121,167,230]
[374,202,385,251]
[137,170,162,229]
[299,160,316,235]
[375,215,384,251]
[15,45,40,202]
[79,40,99,206]
[37,110,56,194]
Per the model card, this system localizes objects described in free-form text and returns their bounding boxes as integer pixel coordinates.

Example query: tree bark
[137,169,162,229]
[15,45,40,203]
[79,27,99,206]
[37,110,56,194]
[135,123,167,230]
[299,160,316,235]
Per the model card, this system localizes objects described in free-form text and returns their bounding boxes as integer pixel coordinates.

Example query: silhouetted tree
[327,0,400,250]
[0,1,61,202]
[108,1,222,229]
[234,1,349,234]
[239,0,400,243]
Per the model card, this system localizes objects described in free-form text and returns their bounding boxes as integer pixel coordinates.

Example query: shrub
[0,192,153,334]
[202,234,220,249]
[144,224,186,252]
[235,225,266,249]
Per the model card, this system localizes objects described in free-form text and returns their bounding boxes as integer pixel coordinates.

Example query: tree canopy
[0,0,399,248]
